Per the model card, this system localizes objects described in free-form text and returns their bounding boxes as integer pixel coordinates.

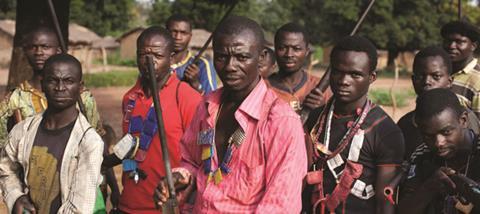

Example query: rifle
[46,0,87,116]
[146,55,179,214]
[182,0,239,82]
[300,0,376,123]
[450,174,480,207]
[419,160,480,209]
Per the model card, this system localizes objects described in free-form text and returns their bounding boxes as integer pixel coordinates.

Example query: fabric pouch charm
[143,119,158,136]
[129,116,144,133]
[306,170,323,185]
[198,129,215,145]
[139,134,153,150]
[123,159,137,172]
[113,134,135,159]
[135,149,147,162]
[214,169,223,185]
[201,146,213,160]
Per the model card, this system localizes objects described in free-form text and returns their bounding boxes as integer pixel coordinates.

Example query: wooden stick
[46,0,87,116]
[190,0,239,66]
[13,109,22,124]
[146,56,179,214]
[458,0,462,20]
[46,0,67,52]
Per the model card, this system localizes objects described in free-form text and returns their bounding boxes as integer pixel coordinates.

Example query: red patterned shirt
[118,74,201,213]
[178,79,307,213]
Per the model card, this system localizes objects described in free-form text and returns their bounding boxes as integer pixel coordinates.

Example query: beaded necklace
[201,103,246,185]
[313,99,372,164]
[122,98,159,183]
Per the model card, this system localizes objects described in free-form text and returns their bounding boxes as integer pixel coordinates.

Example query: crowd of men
[0,13,480,214]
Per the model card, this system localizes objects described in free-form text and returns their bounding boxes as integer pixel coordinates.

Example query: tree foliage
[148,0,292,36]
[295,0,480,67]
[70,0,136,36]
[0,0,16,19]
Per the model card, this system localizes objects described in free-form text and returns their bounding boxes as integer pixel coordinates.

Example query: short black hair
[415,88,464,123]
[137,26,174,52]
[274,22,309,45]
[330,35,378,72]
[441,20,480,43]
[213,15,265,51]
[165,14,192,32]
[23,26,59,46]
[43,54,82,79]
[413,46,452,75]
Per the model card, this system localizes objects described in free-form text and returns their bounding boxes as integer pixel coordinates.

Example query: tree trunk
[387,48,399,72]
[6,0,70,91]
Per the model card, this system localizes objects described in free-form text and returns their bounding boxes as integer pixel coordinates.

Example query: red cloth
[118,74,201,213]
[178,80,307,213]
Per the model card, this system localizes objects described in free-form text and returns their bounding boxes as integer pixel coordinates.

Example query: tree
[297,0,465,70]
[70,0,136,36]
[7,0,70,90]
[0,0,16,19]
[147,0,292,35]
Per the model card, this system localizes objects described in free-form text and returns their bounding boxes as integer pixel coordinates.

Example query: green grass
[376,67,411,79]
[93,51,137,67]
[83,70,138,88]
[369,88,415,107]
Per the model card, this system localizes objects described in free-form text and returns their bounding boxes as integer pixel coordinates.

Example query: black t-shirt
[28,118,75,214]
[304,104,405,214]
[398,109,480,160]
[401,134,480,214]
[397,111,421,160]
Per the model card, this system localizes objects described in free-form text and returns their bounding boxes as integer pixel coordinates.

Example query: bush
[84,70,138,88]
[369,88,415,107]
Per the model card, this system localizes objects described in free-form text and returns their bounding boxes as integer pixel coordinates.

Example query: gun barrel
[146,56,179,213]
[301,0,376,124]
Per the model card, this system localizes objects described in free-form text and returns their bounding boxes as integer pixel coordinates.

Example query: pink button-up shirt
[178,79,307,213]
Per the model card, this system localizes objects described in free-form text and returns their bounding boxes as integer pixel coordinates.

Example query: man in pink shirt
[154,16,307,213]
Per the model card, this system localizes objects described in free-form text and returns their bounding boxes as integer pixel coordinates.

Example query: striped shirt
[451,58,480,118]
[402,134,480,214]
[177,79,307,213]
[171,51,218,94]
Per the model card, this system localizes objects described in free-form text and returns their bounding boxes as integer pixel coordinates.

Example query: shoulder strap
[80,127,94,145]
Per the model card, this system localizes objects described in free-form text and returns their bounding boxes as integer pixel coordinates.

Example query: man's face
[443,33,477,63]
[137,35,173,82]
[275,32,309,74]
[330,50,375,104]
[42,62,81,110]
[418,108,468,159]
[167,21,192,53]
[258,50,276,78]
[24,31,61,71]
[412,56,453,95]
[213,30,261,92]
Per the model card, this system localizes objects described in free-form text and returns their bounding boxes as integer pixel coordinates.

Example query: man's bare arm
[375,165,400,214]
